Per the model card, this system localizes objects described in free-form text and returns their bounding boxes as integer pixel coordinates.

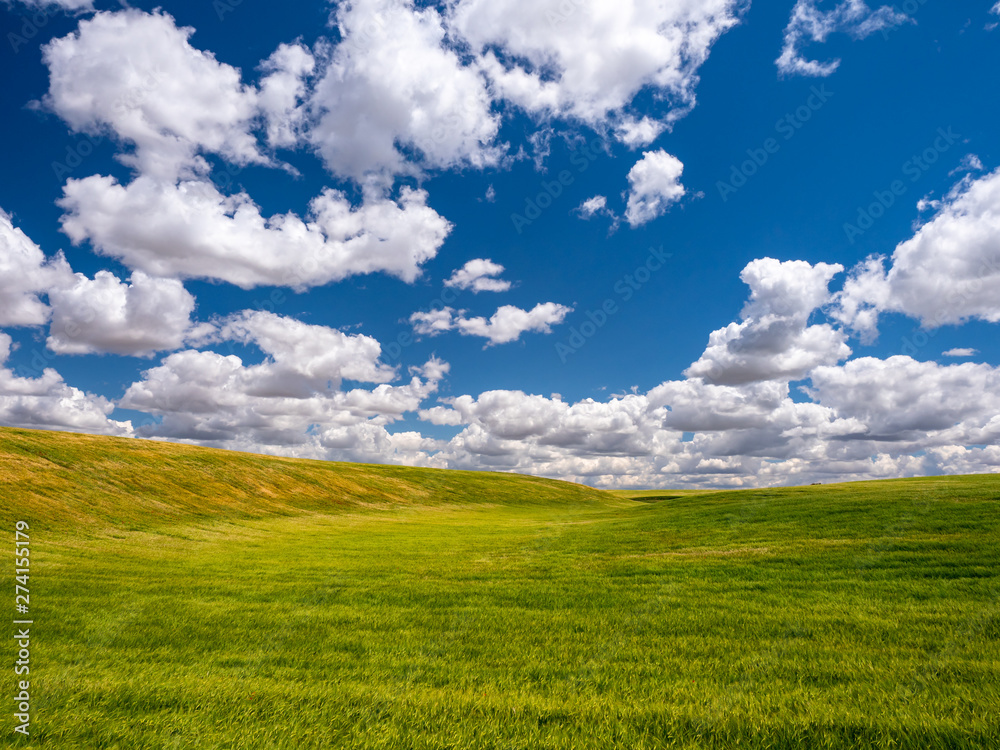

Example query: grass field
[2,426,999,749]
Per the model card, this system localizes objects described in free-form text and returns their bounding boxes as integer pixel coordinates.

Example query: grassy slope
[2,427,999,749]
[0,427,610,531]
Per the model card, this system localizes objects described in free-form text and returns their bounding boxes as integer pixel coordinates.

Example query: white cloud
[449,0,746,134]
[213,310,397,391]
[42,9,454,290]
[574,195,619,227]
[309,0,501,183]
[422,389,669,457]
[119,312,446,461]
[0,333,132,436]
[4,198,202,360]
[807,356,1000,444]
[624,150,686,227]
[418,377,866,487]
[776,0,908,77]
[258,43,315,149]
[413,350,1000,488]
[444,258,512,293]
[406,255,1000,485]
[411,302,572,345]
[42,9,265,181]
[686,258,850,385]
[828,255,889,342]
[456,303,572,344]
[46,271,203,357]
[687,319,851,386]
[613,116,666,148]
[943,348,977,358]
[949,153,984,176]
[408,308,456,337]
[835,168,1000,335]
[650,378,841,436]
[58,176,452,289]
[575,195,608,219]
[0,211,73,327]
[0,213,199,359]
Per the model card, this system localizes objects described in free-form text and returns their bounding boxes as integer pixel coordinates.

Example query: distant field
[607,489,725,502]
[2,427,999,749]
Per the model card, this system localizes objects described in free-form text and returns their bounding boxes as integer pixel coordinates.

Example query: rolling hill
[0,426,609,531]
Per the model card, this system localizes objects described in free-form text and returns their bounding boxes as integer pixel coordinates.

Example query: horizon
[5,422,998,493]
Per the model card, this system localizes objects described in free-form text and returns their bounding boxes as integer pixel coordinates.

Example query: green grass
[2,427,999,749]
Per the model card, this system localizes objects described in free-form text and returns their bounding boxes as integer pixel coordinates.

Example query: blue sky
[1,0,999,488]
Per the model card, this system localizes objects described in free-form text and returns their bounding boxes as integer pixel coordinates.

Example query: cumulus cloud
[120,311,447,461]
[421,389,671,460]
[37,2,745,194]
[1,208,204,358]
[444,258,512,293]
[613,116,667,149]
[41,9,453,289]
[411,348,1000,488]
[58,177,451,289]
[258,43,315,149]
[309,0,501,183]
[417,377,868,487]
[411,302,572,345]
[651,378,844,436]
[42,9,265,181]
[213,310,397,391]
[776,0,908,77]
[449,0,746,137]
[686,258,850,385]
[0,333,132,436]
[575,195,610,220]
[0,211,73,327]
[807,356,1000,444]
[120,346,443,458]
[624,150,686,227]
[408,308,455,337]
[834,168,1000,337]
[943,348,977,358]
[46,271,203,357]
[454,303,572,344]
